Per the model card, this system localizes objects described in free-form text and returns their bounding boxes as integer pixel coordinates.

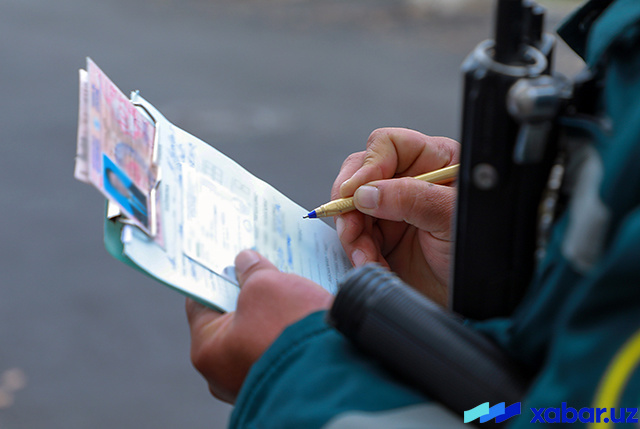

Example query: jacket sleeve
[229,311,434,429]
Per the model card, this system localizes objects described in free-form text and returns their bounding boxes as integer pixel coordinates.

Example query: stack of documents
[75,58,350,312]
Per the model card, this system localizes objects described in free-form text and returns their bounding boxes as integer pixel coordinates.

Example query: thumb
[353,177,456,237]
[234,249,278,286]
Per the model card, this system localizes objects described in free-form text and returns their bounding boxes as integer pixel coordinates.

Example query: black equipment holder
[452,0,563,319]
[328,265,531,427]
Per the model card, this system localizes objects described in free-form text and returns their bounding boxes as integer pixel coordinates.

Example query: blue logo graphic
[464,402,522,424]
[464,402,639,424]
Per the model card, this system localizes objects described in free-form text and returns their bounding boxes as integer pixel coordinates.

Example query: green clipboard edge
[103,209,147,272]
[103,203,225,313]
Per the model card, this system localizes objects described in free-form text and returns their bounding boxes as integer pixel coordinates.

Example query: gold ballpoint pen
[304,163,459,219]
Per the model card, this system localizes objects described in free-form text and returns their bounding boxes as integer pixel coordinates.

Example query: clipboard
[103,203,224,311]
[76,59,351,313]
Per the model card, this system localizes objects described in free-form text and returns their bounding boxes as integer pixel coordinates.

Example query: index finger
[339,128,458,198]
[331,151,366,201]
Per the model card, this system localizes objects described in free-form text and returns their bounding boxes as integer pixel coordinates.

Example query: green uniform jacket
[230,1,640,427]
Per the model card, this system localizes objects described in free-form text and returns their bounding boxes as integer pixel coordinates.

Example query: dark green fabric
[586,0,640,67]
[558,0,640,67]
[230,311,427,429]
[557,0,613,60]
[508,1,640,424]
[511,209,640,426]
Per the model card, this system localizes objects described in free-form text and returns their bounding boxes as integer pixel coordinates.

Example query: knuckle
[397,180,452,230]
[191,339,216,375]
[341,151,365,170]
[238,269,283,301]
[433,136,461,164]
[367,128,388,144]
[241,268,273,289]
[361,157,386,179]
[396,178,421,211]
[190,322,241,377]
[366,128,393,152]
[410,187,433,219]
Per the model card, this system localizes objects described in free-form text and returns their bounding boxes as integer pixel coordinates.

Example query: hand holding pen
[324,128,460,306]
[305,164,458,218]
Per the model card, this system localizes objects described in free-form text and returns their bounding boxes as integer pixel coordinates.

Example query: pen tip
[303,215,309,219]
[304,210,317,219]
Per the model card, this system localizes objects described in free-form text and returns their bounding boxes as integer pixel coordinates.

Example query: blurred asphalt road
[0,0,581,428]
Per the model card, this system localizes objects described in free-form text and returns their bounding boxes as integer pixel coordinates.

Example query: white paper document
[77,60,350,313]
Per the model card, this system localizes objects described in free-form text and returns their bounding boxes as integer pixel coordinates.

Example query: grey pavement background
[0,0,582,428]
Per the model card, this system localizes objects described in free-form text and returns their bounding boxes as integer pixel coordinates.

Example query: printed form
[116,93,351,312]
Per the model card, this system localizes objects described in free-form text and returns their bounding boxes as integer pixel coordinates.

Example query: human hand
[186,249,333,404]
[333,128,460,305]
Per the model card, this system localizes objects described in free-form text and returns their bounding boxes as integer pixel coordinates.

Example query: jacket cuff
[230,310,427,429]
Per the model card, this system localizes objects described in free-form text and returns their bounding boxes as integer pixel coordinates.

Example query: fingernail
[351,249,367,267]
[354,185,379,210]
[235,249,260,275]
[340,178,353,197]
[336,216,345,238]
[339,178,351,195]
